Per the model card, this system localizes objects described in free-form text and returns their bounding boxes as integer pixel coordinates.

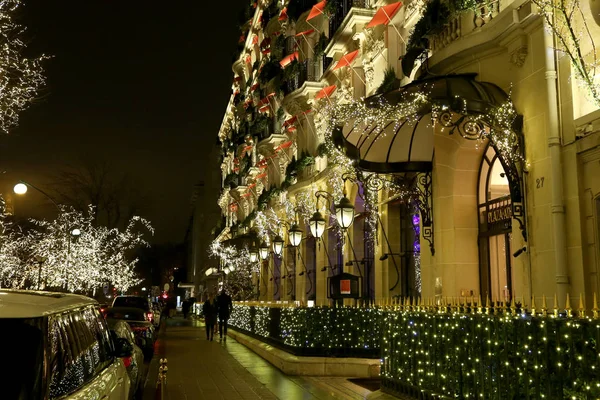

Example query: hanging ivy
[224,173,239,189]
[376,67,399,94]
[258,187,282,210]
[313,33,329,59]
[258,58,283,85]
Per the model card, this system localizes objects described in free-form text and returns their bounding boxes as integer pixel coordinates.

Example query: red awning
[278,7,288,21]
[256,172,267,179]
[245,55,252,64]
[303,109,313,115]
[333,50,360,70]
[252,35,259,45]
[306,0,326,21]
[295,29,315,37]
[280,52,299,68]
[239,35,245,44]
[287,126,297,133]
[259,105,270,113]
[283,115,298,127]
[262,49,271,55]
[366,2,403,28]
[233,76,242,83]
[251,83,260,91]
[275,140,294,151]
[315,85,337,100]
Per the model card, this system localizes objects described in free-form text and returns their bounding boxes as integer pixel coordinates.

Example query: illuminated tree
[0,0,47,133]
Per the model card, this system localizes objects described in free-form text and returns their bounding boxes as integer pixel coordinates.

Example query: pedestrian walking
[217,289,233,342]
[203,294,218,341]
[182,300,191,319]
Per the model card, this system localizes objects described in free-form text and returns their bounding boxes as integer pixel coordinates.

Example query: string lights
[0,0,48,133]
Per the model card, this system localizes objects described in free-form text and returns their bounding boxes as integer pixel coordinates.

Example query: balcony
[283,58,324,96]
[329,0,372,36]
[423,0,538,73]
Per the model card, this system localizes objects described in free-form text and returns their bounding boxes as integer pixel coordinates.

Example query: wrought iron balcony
[283,58,324,96]
[329,0,371,36]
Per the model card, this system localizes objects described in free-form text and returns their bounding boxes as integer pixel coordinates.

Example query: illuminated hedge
[381,309,600,399]
[228,304,381,357]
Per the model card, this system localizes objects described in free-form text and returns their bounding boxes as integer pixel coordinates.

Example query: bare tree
[50,161,147,229]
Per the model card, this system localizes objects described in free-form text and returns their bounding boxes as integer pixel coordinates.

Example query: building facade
[212,0,600,310]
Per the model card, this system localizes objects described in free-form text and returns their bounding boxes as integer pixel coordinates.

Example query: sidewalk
[145,316,392,400]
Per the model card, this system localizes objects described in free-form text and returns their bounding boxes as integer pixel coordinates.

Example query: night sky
[0,0,247,242]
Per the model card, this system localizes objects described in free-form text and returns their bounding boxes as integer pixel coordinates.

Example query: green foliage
[323,0,339,17]
[223,173,239,189]
[258,58,283,85]
[286,0,318,22]
[376,67,398,94]
[241,210,256,227]
[252,60,260,73]
[408,0,473,50]
[316,142,329,157]
[313,33,329,58]
[249,113,271,137]
[257,187,282,210]
[271,35,287,60]
[283,59,301,81]
[282,151,315,189]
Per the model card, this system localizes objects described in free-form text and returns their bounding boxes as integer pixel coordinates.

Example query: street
[143,316,379,400]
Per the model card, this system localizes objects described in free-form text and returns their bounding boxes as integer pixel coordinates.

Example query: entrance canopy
[333,74,511,173]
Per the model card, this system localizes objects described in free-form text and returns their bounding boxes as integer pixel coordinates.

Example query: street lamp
[13,183,27,195]
[259,241,269,261]
[288,223,303,247]
[335,195,355,230]
[272,235,284,256]
[309,211,326,239]
[13,180,60,209]
[71,228,81,237]
[249,247,259,263]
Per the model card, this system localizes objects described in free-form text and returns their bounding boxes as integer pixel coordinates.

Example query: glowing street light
[13,182,27,195]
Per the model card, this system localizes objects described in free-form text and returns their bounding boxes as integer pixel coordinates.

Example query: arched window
[478,143,514,302]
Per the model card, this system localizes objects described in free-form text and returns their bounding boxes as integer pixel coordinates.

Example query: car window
[112,297,150,310]
[48,313,86,398]
[0,317,44,400]
[48,307,114,399]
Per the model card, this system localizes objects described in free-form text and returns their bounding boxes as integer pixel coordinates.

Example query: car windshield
[0,318,44,400]
[107,309,146,321]
[112,297,149,310]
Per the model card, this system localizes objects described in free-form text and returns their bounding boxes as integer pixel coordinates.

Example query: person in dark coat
[202,294,218,341]
[182,300,191,319]
[216,289,233,341]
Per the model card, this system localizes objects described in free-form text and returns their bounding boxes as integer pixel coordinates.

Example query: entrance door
[488,232,513,301]
[478,144,514,301]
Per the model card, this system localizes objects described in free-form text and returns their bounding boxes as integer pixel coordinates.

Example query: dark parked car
[106,306,155,360]
[112,296,158,328]
[108,319,145,399]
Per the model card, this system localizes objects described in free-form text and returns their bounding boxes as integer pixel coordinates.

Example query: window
[1,317,44,400]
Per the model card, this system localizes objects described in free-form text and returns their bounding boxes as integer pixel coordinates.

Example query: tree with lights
[0,202,153,293]
[531,0,600,106]
[0,0,47,133]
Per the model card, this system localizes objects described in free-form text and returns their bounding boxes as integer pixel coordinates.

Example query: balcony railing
[428,1,502,53]
[283,58,324,96]
[329,0,371,36]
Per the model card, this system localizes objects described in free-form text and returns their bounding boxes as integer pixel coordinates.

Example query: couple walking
[203,290,232,341]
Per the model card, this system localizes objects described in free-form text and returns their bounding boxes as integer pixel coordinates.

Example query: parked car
[112,295,158,328]
[99,302,110,317]
[106,306,155,360]
[108,319,145,399]
[0,289,132,400]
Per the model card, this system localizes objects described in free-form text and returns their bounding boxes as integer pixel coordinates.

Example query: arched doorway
[478,143,514,302]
